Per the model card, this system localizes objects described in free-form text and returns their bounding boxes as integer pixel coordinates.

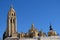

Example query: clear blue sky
[0,0,60,38]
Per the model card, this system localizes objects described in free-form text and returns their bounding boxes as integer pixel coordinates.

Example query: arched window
[12,13,14,16]
[10,18,12,23]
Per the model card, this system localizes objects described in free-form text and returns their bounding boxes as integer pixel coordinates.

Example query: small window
[12,13,13,16]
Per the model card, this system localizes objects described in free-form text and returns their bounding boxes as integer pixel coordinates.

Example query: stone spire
[8,5,15,16]
[31,24,34,30]
[10,5,15,12]
[49,24,53,30]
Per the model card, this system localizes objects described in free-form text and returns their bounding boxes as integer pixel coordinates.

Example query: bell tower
[7,5,17,37]
[3,5,18,40]
[3,5,17,40]
[5,5,17,37]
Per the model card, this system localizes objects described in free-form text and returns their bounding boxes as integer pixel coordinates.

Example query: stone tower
[3,6,17,40]
[7,6,17,37]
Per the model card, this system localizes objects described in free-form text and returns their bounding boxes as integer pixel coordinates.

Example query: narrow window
[12,13,14,16]
[10,19,12,23]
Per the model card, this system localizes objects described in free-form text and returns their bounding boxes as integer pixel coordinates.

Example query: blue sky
[0,0,60,38]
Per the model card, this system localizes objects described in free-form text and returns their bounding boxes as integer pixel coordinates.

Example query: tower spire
[10,4,13,8]
[8,5,15,16]
[31,24,34,30]
[49,24,53,30]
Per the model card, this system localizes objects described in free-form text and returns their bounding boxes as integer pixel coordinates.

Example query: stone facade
[5,37,19,40]
[3,6,60,40]
[4,36,60,40]
[39,36,60,40]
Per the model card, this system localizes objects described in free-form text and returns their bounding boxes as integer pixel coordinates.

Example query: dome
[48,24,57,36]
[29,24,38,33]
[48,30,57,36]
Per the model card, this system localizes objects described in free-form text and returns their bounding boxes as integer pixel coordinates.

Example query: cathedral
[3,6,60,40]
